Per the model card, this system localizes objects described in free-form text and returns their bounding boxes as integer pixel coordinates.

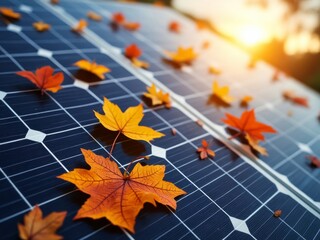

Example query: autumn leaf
[195,20,206,30]
[16,66,64,94]
[245,134,267,156]
[202,41,210,49]
[283,90,309,108]
[87,11,102,21]
[240,95,253,107]
[197,139,215,159]
[72,19,87,33]
[33,21,51,32]
[112,12,125,24]
[124,44,149,69]
[50,0,59,4]
[273,209,282,218]
[143,83,171,108]
[208,65,221,75]
[0,7,20,20]
[74,60,110,80]
[154,0,165,7]
[165,47,197,65]
[307,155,320,168]
[18,205,66,240]
[212,81,234,105]
[131,58,150,69]
[222,109,277,142]
[123,21,140,31]
[94,97,164,142]
[58,149,185,233]
[168,21,180,33]
[125,44,142,59]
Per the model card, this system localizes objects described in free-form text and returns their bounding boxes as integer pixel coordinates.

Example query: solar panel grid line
[0,0,320,239]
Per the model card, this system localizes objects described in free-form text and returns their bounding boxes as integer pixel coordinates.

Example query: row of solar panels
[0,0,319,239]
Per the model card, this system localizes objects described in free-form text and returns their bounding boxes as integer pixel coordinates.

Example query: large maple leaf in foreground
[94,97,164,142]
[58,149,186,233]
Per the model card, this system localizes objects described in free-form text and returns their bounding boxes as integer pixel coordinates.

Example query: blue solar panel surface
[0,0,319,239]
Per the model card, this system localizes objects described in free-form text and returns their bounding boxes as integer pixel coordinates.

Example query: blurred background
[123,0,320,93]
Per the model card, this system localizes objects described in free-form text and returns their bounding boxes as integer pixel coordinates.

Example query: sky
[173,0,320,55]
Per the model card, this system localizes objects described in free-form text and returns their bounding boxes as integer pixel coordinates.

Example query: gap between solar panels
[38,0,320,217]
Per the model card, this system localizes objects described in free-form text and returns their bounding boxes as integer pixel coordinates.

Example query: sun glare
[238,25,267,46]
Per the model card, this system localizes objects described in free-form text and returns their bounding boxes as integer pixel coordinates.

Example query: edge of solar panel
[38,0,320,212]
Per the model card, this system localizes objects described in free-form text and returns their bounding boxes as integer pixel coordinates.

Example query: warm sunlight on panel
[237,25,268,46]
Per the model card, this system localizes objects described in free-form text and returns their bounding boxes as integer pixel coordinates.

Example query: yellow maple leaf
[131,58,150,69]
[212,81,234,104]
[165,47,197,64]
[143,84,171,108]
[74,60,110,79]
[94,97,164,142]
[245,134,268,156]
[33,21,51,32]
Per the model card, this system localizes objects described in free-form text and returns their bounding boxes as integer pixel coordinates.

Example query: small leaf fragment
[196,119,204,127]
[87,11,102,21]
[283,90,309,108]
[74,60,110,80]
[171,128,177,136]
[143,84,171,108]
[125,44,142,59]
[50,0,59,4]
[307,155,320,168]
[0,7,20,20]
[112,12,125,24]
[72,19,88,33]
[273,209,282,218]
[58,149,185,233]
[123,21,140,31]
[165,47,197,65]
[212,81,234,105]
[197,139,215,160]
[168,21,180,33]
[245,134,268,156]
[33,21,51,32]
[240,95,253,107]
[18,205,66,240]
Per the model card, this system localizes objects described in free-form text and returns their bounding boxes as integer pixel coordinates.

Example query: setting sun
[238,25,267,46]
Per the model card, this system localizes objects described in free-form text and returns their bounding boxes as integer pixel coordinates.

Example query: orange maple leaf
[165,47,197,64]
[125,44,142,59]
[16,66,64,94]
[18,205,66,240]
[94,97,164,142]
[168,21,180,33]
[74,60,110,79]
[143,84,171,108]
[72,19,88,33]
[58,149,185,233]
[87,11,102,21]
[212,81,234,105]
[0,7,20,20]
[197,139,215,159]
[222,109,277,141]
[112,12,125,24]
[33,21,51,32]
[283,90,309,108]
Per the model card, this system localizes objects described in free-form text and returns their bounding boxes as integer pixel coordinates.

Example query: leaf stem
[124,156,146,176]
[228,132,242,140]
[108,131,121,159]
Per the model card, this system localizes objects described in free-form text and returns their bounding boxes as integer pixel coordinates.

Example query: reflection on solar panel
[0,0,319,239]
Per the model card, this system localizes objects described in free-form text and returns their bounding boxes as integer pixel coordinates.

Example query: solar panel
[0,0,319,239]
